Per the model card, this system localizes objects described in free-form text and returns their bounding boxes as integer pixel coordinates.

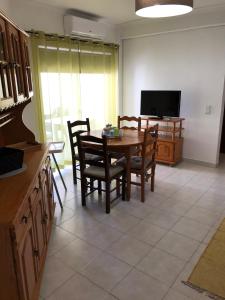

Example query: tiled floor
[40,159,225,300]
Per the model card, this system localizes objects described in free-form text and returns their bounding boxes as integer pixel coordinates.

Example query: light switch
[205,105,212,115]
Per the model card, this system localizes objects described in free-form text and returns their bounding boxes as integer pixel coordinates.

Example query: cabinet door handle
[21,216,28,224]
[33,249,39,257]
[42,213,48,224]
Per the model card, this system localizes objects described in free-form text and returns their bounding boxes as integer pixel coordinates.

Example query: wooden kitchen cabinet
[0,145,55,300]
[0,10,53,300]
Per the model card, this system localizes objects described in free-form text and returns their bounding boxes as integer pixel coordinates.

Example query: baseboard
[183,158,218,168]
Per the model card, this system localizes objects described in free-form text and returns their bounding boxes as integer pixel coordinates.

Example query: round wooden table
[83,129,144,200]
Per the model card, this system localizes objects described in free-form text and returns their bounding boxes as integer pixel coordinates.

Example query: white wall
[122,26,225,165]
[0,0,12,16]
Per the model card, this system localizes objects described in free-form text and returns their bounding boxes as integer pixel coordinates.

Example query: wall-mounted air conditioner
[64,15,106,40]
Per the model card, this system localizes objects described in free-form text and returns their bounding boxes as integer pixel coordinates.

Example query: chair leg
[73,162,77,184]
[98,180,102,194]
[105,182,110,214]
[151,165,155,192]
[141,173,145,203]
[122,174,126,201]
[116,178,120,197]
[90,178,94,191]
[81,176,86,206]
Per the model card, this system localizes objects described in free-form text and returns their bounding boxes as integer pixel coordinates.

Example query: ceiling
[30,0,225,24]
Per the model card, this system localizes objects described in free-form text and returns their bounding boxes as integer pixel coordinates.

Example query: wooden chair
[77,134,126,214]
[117,116,142,158]
[117,124,158,202]
[118,116,141,131]
[67,118,102,184]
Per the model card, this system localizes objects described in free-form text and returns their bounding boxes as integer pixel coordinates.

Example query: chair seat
[84,165,124,179]
[75,153,102,162]
[117,156,153,170]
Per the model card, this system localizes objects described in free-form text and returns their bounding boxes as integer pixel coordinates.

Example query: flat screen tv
[140,90,181,118]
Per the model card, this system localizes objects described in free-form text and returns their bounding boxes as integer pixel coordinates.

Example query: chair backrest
[67,118,90,162]
[141,124,159,168]
[118,116,141,131]
[77,134,110,180]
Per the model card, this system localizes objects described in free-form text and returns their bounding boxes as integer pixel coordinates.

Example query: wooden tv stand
[142,117,185,166]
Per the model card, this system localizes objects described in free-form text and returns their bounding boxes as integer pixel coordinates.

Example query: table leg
[51,153,67,191]
[52,175,63,209]
[125,149,131,201]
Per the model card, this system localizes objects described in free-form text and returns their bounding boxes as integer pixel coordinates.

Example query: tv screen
[140,90,181,118]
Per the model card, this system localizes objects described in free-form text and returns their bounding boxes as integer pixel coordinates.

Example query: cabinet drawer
[156,142,174,161]
[39,156,51,183]
[13,199,32,243]
[13,180,40,243]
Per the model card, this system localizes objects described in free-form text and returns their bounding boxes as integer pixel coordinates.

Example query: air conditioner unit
[64,15,106,40]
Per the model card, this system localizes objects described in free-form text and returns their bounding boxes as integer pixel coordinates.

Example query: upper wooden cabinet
[0,12,33,109]
[0,17,13,102]
[0,11,36,147]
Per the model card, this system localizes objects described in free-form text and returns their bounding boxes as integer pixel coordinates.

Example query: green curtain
[30,32,118,165]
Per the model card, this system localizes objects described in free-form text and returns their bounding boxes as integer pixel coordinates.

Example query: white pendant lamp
[135,0,193,18]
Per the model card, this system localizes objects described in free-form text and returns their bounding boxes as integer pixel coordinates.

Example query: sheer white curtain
[31,33,118,165]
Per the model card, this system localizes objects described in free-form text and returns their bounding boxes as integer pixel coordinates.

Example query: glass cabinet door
[0,17,12,102]
[7,23,25,102]
[20,33,33,98]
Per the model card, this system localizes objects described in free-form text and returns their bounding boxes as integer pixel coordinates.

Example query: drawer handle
[21,216,28,224]
[33,249,39,257]
[42,214,48,224]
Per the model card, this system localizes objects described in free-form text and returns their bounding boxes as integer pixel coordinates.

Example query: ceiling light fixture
[135,0,193,18]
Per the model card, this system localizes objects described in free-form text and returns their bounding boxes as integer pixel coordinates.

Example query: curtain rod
[26,30,119,48]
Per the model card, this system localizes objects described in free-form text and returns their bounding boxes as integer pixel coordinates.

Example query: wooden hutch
[0,10,54,300]
[143,117,185,166]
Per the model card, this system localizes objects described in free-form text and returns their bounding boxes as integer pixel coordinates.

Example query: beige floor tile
[81,223,123,250]
[100,210,140,233]
[114,201,152,219]
[171,187,204,203]
[144,193,165,208]
[40,162,225,300]
[54,206,75,226]
[46,272,108,300]
[158,198,192,216]
[54,238,102,271]
[136,248,186,286]
[47,226,76,256]
[195,193,225,213]
[171,217,210,242]
[81,252,131,291]
[163,289,192,300]
[156,231,199,261]
[103,295,118,300]
[129,220,167,245]
[40,256,75,298]
[145,208,181,229]
[185,206,221,226]
[112,269,169,300]
[106,234,151,265]
[59,214,102,237]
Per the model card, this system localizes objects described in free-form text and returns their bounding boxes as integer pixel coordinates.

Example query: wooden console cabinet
[0,144,55,300]
[143,118,185,166]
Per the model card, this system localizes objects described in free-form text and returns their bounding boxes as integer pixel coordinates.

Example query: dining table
[82,129,144,201]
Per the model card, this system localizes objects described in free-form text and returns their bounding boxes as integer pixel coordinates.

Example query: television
[140,90,181,118]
